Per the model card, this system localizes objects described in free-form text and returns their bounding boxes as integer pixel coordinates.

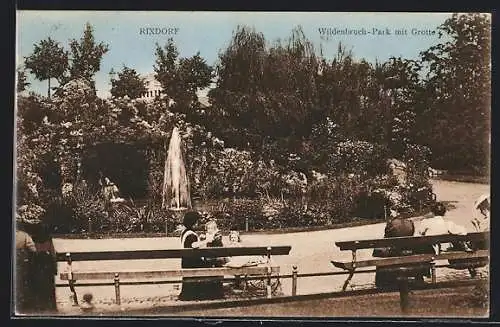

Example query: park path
[53,179,489,311]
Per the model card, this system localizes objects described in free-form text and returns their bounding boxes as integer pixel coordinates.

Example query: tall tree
[154,39,212,115]
[24,37,68,98]
[110,66,147,99]
[419,13,490,173]
[68,23,109,85]
[380,57,422,157]
[209,25,321,152]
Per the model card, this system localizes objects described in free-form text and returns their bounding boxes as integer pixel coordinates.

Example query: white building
[140,73,163,100]
[140,73,213,108]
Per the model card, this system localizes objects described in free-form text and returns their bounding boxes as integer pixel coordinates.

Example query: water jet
[162,127,192,233]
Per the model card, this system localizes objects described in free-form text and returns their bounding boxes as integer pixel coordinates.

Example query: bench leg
[342,270,355,291]
[469,268,477,278]
[266,266,272,299]
[69,280,79,306]
[114,273,121,305]
[431,262,436,284]
[398,278,410,314]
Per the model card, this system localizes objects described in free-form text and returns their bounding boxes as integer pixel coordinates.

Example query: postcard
[14,11,491,319]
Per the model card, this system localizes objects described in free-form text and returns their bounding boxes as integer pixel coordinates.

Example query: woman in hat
[16,204,57,313]
[178,211,217,301]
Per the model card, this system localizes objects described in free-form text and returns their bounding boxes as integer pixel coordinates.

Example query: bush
[115,200,169,233]
[66,182,110,233]
[327,140,389,177]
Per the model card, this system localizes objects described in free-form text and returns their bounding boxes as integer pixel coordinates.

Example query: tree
[154,39,213,115]
[17,68,30,93]
[209,25,322,153]
[110,66,147,99]
[68,23,109,85]
[379,57,422,157]
[24,37,68,98]
[419,13,491,173]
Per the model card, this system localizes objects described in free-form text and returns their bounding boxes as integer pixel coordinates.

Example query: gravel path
[53,179,490,314]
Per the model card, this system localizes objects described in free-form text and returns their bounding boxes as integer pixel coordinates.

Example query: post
[114,273,121,305]
[243,274,247,292]
[245,217,249,232]
[430,261,436,284]
[66,253,78,306]
[165,219,168,236]
[266,246,272,298]
[398,276,410,314]
[384,205,387,221]
[266,265,272,299]
[88,217,92,235]
[292,265,298,296]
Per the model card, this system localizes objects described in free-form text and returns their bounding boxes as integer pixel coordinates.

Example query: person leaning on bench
[178,211,225,301]
[414,202,473,253]
[374,202,472,289]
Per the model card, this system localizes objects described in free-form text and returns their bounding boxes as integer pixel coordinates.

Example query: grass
[52,217,386,239]
[52,200,440,239]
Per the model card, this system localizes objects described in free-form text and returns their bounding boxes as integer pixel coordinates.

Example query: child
[201,219,225,299]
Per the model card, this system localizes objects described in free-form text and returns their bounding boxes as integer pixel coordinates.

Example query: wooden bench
[56,246,291,306]
[331,232,489,313]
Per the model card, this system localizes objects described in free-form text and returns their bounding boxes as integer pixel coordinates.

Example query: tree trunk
[48,78,51,99]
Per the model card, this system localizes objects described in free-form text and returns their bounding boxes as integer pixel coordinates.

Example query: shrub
[110,200,167,233]
[69,182,110,233]
[327,140,389,177]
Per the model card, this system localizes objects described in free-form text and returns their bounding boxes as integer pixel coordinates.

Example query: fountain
[162,127,192,232]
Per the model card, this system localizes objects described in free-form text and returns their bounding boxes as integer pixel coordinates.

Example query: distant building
[140,73,163,100]
[140,73,213,107]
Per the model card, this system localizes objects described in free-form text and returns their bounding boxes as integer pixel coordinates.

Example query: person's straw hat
[474,194,490,210]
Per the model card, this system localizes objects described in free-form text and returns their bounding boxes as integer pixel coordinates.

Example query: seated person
[414,202,472,254]
[223,230,267,268]
[472,193,490,233]
[224,230,268,290]
[374,216,431,289]
[200,219,225,300]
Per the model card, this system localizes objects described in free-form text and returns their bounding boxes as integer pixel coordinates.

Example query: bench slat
[59,266,280,281]
[56,246,292,262]
[332,249,489,270]
[335,232,488,251]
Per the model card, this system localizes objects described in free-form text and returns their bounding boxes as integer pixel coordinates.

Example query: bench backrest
[335,232,488,251]
[56,246,292,262]
[59,266,281,281]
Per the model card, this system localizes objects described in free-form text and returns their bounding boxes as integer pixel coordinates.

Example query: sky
[17,11,454,98]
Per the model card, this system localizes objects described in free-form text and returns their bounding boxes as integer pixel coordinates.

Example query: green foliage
[18,17,491,235]
[327,141,389,177]
[17,68,30,93]
[69,182,110,232]
[24,37,68,97]
[154,39,213,116]
[110,66,147,99]
[209,26,319,147]
[419,13,490,173]
[110,200,166,233]
[68,22,109,84]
